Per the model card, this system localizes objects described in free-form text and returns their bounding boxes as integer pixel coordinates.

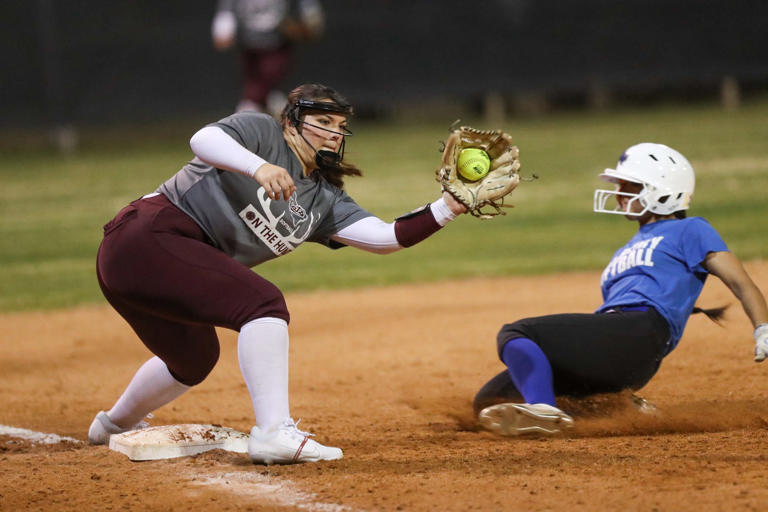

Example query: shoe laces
[280,418,314,440]
[135,413,153,430]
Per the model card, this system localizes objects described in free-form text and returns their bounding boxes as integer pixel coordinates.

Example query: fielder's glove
[754,323,768,362]
[436,125,522,219]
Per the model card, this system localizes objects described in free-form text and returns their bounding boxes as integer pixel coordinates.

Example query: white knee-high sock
[238,317,290,431]
[107,356,191,428]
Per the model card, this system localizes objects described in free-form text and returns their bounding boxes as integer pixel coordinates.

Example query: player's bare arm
[703,250,768,361]
[703,251,768,329]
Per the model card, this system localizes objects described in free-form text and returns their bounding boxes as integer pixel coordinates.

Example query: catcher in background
[474,143,768,436]
[88,83,520,465]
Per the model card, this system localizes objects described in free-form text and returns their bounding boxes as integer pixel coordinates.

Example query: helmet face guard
[593,143,695,216]
[288,99,353,167]
[593,184,651,217]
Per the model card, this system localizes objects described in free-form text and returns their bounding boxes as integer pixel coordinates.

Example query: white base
[108,424,249,461]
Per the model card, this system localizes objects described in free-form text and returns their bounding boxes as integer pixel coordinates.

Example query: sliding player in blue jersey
[475,143,768,436]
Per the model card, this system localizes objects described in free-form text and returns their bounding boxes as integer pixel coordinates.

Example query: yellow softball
[457,148,491,181]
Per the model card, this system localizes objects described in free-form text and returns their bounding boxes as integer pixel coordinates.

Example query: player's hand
[442,191,468,215]
[754,324,768,362]
[254,163,296,201]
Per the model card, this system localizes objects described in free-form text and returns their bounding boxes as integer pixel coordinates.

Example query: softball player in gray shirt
[89,83,467,464]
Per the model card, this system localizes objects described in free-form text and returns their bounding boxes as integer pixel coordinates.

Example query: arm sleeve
[189,126,266,178]
[331,217,401,254]
[330,197,457,253]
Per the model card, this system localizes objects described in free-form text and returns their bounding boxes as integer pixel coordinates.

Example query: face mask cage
[593,188,651,216]
[288,99,353,166]
[298,118,353,138]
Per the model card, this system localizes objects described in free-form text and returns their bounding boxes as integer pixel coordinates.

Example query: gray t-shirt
[158,112,372,267]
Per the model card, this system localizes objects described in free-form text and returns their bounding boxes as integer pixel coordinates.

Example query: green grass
[2,100,767,312]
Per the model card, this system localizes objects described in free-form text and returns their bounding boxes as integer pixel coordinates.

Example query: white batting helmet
[593,142,695,216]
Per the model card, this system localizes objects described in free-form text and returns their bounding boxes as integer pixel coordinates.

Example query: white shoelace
[134,413,154,430]
[281,418,314,440]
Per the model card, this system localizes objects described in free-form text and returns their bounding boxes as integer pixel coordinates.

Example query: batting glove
[754,324,768,362]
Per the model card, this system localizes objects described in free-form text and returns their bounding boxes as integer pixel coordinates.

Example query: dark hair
[281,84,362,189]
[692,304,729,324]
[673,210,687,219]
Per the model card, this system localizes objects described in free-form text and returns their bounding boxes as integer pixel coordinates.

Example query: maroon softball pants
[240,44,294,107]
[96,194,289,385]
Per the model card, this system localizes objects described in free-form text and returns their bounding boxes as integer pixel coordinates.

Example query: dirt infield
[2,262,768,511]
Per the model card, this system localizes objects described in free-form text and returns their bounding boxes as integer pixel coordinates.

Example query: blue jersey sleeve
[679,218,729,273]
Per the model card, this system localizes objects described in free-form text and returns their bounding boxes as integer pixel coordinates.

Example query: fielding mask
[288,99,353,167]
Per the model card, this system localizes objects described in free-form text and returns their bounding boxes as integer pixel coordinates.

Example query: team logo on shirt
[601,235,664,284]
[288,194,307,223]
[238,189,316,256]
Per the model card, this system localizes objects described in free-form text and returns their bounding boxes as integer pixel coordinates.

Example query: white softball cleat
[478,402,574,436]
[248,418,343,465]
[630,394,658,414]
[88,411,150,445]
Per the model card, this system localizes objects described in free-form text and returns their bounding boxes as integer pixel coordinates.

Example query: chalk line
[0,424,82,444]
[190,470,357,512]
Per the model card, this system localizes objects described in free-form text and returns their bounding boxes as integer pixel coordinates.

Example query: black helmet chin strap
[317,146,345,167]
[295,128,346,168]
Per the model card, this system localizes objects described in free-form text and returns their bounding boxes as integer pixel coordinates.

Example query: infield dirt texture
[2,262,767,511]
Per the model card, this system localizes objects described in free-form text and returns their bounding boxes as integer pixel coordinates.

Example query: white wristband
[429,197,457,227]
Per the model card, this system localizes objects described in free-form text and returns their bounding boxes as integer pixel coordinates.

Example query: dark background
[2,0,768,128]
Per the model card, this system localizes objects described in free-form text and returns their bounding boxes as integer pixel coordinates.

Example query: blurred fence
[2,0,768,127]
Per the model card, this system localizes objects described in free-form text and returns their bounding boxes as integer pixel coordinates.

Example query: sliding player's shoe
[479,402,574,436]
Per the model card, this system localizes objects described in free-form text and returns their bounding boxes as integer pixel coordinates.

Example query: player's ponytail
[692,304,729,324]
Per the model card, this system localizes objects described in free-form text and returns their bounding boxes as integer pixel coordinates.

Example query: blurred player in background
[474,143,768,436]
[88,83,467,464]
[212,0,325,115]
